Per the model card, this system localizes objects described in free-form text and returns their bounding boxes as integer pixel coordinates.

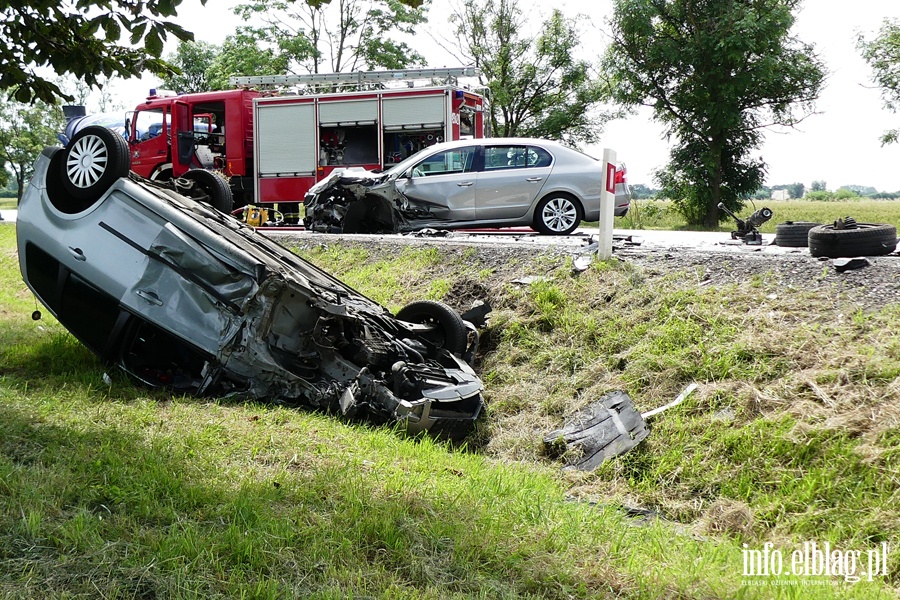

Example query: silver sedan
[304,137,631,235]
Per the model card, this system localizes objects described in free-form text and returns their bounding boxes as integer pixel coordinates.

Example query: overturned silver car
[17,126,485,436]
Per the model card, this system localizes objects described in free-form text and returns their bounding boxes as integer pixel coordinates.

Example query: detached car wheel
[61,126,130,202]
[808,223,898,258]
[775,221,821,248]
[396,300,468,356]
[179,169,234,214]
[534,194,582,235]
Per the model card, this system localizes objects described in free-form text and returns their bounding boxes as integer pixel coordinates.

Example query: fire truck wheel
[534,194,582,235]
[61,126,130,202]
[396,300,468,357]
[774,221,821,247]
[808,223,898,258]
[180,169,234,214]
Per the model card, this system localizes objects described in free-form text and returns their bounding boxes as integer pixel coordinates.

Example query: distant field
[614,199,900,232]
[0,198,16,210]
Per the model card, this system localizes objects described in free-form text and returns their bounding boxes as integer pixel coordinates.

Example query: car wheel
[775,221,821,248]
[396,300,468,356]
[61,125,130,202]
[179,169,234,213]
[534,194,582,235]
[808,222,898,258]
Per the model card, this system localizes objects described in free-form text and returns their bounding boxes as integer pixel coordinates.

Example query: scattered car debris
[544,384,698,470]
[512,276,548,285]
[572,255,592,272]
[808,217,898,258]
[406,228,451,238]
[543,390,650,470]
[774,221,821,248]
[717,202,773,245]
[640,383,698,420]
[17,127,489,438]
[833,257,871,273]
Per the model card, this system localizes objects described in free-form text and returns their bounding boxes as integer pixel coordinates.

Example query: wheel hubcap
[66,134,108,188]
[542,198,577,232]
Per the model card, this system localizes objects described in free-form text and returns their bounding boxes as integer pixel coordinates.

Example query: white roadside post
[597,148,617,260]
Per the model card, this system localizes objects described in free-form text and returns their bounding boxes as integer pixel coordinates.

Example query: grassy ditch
[1,223,898,598]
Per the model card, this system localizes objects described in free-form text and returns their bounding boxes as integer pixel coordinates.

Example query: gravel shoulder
[271,229,900,312]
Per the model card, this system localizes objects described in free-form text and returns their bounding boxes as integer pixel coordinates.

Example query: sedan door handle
[457,181,474,187]
[135,290,164,306]
[68,247,86,261]
[526,177,544,182]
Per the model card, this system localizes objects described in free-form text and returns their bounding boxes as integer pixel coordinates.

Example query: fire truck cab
[127,88,259,206]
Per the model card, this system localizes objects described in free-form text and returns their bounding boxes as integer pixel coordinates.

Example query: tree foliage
[161,36,289,92]
[858,19,900,145]
[0,0,197,104]
[0,97,65,201]
[604,0,825,226]
[449,0,612,145]
[232,0,427,76]
[160,41,219,93]
[207,34,290,90]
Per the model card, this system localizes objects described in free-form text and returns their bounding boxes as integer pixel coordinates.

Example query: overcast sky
[132,0,900,192]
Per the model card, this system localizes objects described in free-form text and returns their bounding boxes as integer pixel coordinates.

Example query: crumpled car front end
[304,168,405,234]
[216,264,485,435]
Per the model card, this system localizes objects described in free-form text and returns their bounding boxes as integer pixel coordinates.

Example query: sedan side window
[411,146,476,177]
[485,145,552,169]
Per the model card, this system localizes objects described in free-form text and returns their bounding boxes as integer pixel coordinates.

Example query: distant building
[771,189,790,200]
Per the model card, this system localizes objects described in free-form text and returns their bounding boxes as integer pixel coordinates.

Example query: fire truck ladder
[230,67,481,89]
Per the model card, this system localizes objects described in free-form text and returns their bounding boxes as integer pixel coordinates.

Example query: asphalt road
[5,209,893,259]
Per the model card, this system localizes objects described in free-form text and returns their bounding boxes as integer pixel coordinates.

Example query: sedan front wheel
[534,194,582,235]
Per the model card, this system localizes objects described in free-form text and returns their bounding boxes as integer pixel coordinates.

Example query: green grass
[2,223,899,598]
[0,198,16,210]
[612,199,900,231]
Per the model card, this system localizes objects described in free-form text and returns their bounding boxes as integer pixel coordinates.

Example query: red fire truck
[124,68,485,223]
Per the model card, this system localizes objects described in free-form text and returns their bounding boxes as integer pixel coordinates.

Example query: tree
[232,0,427,76]
[858,19,900,144]
[206,33,291,90]
[603,0,825,226]
[811,180,827,192]
[160,41,220,93]
[447,0,613,145]
[0,98,65,202]
[840,184,877,197]
[630,183,657,199]
[0,0,198,104]
[785,182,805,199]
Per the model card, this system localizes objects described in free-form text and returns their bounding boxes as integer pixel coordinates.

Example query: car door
[475,144,552,221]
[395,146,478,221]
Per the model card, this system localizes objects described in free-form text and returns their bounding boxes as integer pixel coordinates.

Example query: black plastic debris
[833,257,870,273]
[543,390,649,470]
